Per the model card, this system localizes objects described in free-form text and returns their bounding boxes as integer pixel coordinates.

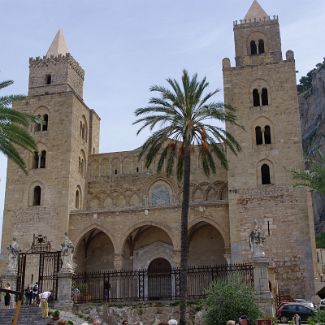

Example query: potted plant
[52,310,60,321]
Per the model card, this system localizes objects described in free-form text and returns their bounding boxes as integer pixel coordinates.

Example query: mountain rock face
[299,64,325,232]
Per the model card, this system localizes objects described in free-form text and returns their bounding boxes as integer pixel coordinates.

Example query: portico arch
[74,227,115,272]
[188,220,227,266]
[121,223,176,270]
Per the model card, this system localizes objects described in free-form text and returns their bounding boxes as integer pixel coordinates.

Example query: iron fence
[72,263,254,303]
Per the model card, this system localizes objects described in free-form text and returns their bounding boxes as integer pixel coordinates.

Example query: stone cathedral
[0,1,317,298]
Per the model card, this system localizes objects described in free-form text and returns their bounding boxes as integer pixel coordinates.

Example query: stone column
[56,270,74,310]
[252,256,274,317]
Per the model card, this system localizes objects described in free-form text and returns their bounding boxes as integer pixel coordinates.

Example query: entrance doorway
[148,258,172,300]
[16,234,61,300]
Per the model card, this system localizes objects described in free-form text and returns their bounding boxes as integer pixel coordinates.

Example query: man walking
[39,290,52,318]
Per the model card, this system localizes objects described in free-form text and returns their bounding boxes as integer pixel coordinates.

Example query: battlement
[29,53,85,80]
[233,15,278,28]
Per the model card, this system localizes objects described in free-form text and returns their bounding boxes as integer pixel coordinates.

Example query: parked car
[294,298,315,309]
[276,303,316,323]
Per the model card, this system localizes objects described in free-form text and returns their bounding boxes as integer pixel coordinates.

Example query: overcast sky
[1,0,325,249]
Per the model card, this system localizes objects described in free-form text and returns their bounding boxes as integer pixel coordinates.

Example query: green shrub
[204,279,262,325]
[308,310,325,324]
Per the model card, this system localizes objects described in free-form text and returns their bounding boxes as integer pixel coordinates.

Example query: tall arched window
[264,125,271,144]
[34,115,42,132]
[40,150,46,168]
[250,40,257,55]
[33,186,41,206]
[261,88,269,106]
[258,39,265,54]
[255,127,263,145]
[75,189,80,209]
[33,152,39,169]
[261,164,271,185]
[42,114,48,131]
[253,89,260,107]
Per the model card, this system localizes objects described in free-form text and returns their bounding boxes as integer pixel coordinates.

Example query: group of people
[23,282,40,305]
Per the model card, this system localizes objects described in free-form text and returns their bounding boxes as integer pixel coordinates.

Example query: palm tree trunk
[179,145,191,325]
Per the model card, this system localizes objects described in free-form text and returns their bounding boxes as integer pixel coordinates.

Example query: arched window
[42,114,48,131]
[75,189,80,209]
[258,39,265,54]
[33,186,41,206]
[261,164,271,185]
[151,184,171,207]
[255,127,263,145]
[40,150,46,168]
[33,152,39,169]
[34,115,42,132]
[253,89,260,107]
[264,125,271,144]
[250,40,257,55]
[261,88,269,106]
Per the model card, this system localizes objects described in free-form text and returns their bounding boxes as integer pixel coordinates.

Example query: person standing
[32,282,39,304]
[293,313,301,325]
[4,283,11,309]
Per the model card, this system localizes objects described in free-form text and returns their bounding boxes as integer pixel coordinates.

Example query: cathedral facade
[0,1,317,298]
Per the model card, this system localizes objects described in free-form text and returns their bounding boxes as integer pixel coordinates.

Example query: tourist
[24,286,32,304]
[122,321,128,325]
[39,290,53,318]
[293,313,301,325]
[4,283,11,309]
[32,281,39,304]
[226,321,235,325]
[168,319,178,325]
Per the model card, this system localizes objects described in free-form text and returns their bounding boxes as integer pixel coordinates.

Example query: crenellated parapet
[233,15,278,28]
[29,53,85,80]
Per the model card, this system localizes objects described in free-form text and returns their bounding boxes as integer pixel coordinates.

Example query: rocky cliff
[299,61,325,232]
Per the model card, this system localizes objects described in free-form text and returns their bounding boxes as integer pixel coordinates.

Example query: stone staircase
[0,305,50,325]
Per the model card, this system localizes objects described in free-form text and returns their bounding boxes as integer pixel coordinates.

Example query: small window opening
[45,74,52,85]
[255,126,263,145]
[253,89,260,107]
[250,40,257,55]
[114,169,118,175]
[75,190,80,209]
[33,186,41,206]
[40,150,46,168]
[136,167,139,173]
[258,39,265,54]
[42,114,48,131]
[261,164,271,185]
[261,88,269,106]
[264,125,271,144]
[267,221,271,236]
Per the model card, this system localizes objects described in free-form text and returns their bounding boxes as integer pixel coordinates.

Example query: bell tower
[1,31,100,255]
[223,1,316,298]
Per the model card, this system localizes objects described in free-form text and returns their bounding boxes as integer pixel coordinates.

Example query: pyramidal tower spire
[244,0,268,20]
[46,30,69,57]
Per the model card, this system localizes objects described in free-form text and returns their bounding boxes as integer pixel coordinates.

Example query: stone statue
[7,237,20,272]
[249,220,266,257]
[60,232,75,272]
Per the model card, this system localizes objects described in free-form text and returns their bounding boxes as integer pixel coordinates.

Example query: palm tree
[134,70,242,325]
[291,152,325,193]
[0,80,38,174]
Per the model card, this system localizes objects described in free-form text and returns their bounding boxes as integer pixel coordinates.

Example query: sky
[0,0,325,248]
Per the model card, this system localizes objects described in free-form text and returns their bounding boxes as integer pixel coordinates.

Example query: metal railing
[72,263,254,303]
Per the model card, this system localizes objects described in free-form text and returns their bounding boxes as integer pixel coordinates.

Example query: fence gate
[16,234,61,300]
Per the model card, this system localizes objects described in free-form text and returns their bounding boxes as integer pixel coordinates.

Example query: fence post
[252,256,274,317]
[56,270,74,310]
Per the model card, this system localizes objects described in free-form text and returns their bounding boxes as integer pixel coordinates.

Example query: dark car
[276,303,316,323]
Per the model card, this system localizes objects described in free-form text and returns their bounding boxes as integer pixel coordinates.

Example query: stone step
[0,306,51,325]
